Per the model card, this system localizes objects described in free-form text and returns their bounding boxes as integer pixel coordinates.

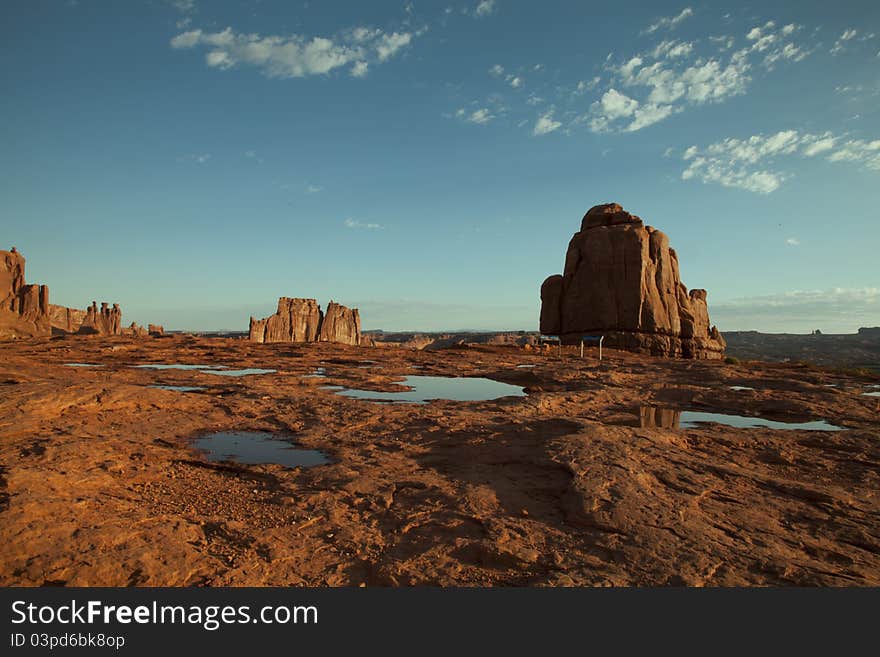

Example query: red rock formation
[124,322,148,337]
[249,297,360,346]
[318,301,361,345]
[540,203,725,359]
[148,324,164,337]
[79,301,122,336]
[0,248,51,338]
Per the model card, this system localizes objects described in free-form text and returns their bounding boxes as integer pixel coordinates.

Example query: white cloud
[682,130,880,194]
[626,103,675,131]
[456,107,494,124]
[651,39,693,59]
[170,26,417,79]
[533,111,561,136]
[591,20,813,133]
[351,61,369,77]
[375,32,412,61]
[786,237,800,246]
[474,0,496,18]
[305,184,322,193]
[644,7,694,35]
[345,218,383,229]
[489,64,504,76]
[509,76,523,88]
[831,28,858,55]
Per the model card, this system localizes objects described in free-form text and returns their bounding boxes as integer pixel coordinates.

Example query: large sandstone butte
[249,297,361,346]
[0,248,50,338]
[540,203,725,359]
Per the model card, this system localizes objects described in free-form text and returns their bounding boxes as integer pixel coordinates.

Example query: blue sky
[1,0,878,333]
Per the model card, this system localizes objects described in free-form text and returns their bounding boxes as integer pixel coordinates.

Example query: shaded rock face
[0,248,51,338]
[249,297,360,346]
[540,203,725,359]
[48,304,87,334]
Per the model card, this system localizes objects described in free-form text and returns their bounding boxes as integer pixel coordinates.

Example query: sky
[1,0,878,333]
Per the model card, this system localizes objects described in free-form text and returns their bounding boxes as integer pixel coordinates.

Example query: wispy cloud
[533,111,561,136]
[643,7,693,35]
[178,153,211,164]
[588,21,813,133]
[681,129,880,194]
[170,25,418,79]
[344,218,383,229]
[786,237,800,246]
[455,107,495,124]
[305,184,322,194]
[474,0,496,18]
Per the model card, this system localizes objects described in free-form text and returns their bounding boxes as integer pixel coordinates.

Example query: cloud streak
[681,130,880,194]
[170,25,418,79]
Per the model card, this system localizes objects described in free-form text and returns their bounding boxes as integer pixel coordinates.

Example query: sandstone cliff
[540,203,725,359]
[0,248,51,338]
[319,301,361,345]
[249,297,360,346]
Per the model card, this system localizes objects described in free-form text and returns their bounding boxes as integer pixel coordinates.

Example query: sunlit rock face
[249,297,360,346]
[540,203,725,359]
[0,248,50,338]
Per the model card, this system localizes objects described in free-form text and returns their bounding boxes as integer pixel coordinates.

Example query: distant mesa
[539,203,725,359]
[249,297,361,346]
[1,247,159,340]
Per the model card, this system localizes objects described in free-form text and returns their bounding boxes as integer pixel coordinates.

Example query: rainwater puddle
[192,431,330,468]
[634,407,844,431]
[330,375,526,403]
[201,368,276,377]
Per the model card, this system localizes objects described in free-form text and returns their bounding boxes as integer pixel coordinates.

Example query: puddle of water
[331,375,526,403]
[201,368,276,377]
[863,391,880,397]
[729,385,755,391]
[65,363,101,367]
[516,364,536,369]
[136,364,227,370]
[635,407,844,431]
[192,431,330,468]
[150,385,205,392]
[302,367,327,378]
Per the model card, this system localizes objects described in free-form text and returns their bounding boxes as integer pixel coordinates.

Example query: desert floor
[0,335,878,586]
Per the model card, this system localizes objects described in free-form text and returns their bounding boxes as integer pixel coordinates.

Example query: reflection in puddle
[136,364,227,370]
[516,364,536,369]
[636,407,844,431]
[729,385,755,391]
[65,363,101,367]
[863,392,880,397]
[330,375,526,403]
[192,431,330,468]
[150,385,205,392]
[201,368,276,377]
